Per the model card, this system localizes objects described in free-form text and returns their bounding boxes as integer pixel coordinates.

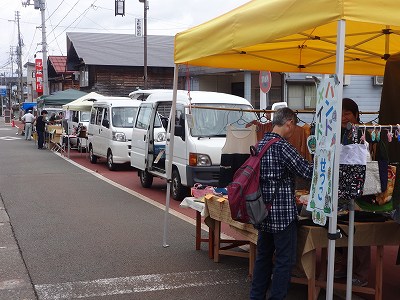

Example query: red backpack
[227,137,280,225]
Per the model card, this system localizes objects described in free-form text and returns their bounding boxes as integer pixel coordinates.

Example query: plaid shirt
[255,132,313,233]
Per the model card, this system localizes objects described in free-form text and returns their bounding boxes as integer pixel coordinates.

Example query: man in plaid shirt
[250,107,313,300]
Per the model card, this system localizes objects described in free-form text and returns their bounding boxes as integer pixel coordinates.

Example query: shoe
[352,278,368,287]
[334,270,346,279]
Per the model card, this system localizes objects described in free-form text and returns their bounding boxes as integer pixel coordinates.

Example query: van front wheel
[139,170,153,188]
[89,146,97,164]
[171,169,187,201]
[107,151,116,171]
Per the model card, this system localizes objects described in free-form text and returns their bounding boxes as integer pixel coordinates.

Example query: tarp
[37,89,87,107]
[22,102,36,111]
[174,0,400,76]
[62,92,104,111]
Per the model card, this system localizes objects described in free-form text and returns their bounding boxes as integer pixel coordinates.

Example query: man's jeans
[37,131,45,148]
[25,123,32,140]
[250,220,297,300]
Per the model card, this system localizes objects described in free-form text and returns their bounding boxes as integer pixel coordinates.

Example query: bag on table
[338,143,368,200]
[227,137,280,225]
[357,164,398,212]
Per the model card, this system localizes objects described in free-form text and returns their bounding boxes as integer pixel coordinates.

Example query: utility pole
[139,0,149,89]
[10,46,14,109]
[40,0,49,95]
[22,0,48,95]
[16,11,24,105]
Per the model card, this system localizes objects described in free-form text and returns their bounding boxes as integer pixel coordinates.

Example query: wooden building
[65,32,175,96]
[48,56,80,93]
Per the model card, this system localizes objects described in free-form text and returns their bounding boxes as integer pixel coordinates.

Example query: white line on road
[35,268,246,299]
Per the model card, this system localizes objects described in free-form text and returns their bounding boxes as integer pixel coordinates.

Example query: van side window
[135,105,152,130]
[96,107,104,125]
[103,108,109,123]
[90,109,96,124]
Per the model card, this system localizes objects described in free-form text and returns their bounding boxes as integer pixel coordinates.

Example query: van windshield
[80,111,90,122]
[190,104,257,137]
[112,107,137,128]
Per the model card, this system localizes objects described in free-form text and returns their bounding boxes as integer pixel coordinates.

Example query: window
[135,105,152,130]
[90,108,96,124]
[80,66,89,87]
[95,107,104,125]
[112,107,137,128]
[287,84,317,110]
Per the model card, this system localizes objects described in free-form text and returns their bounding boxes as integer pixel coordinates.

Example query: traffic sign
[259,71,272,93]
[0,85,6,96]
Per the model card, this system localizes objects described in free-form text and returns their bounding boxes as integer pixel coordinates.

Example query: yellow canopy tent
[175,0,400,76]
[162,1,400,299]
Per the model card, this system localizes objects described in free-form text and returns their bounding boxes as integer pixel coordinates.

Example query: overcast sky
[0,0,249,76]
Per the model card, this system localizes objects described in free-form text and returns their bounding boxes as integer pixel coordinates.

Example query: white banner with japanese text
[308,77,338,225]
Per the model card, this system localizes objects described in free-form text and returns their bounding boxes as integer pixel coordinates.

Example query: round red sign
[259,71,272,93]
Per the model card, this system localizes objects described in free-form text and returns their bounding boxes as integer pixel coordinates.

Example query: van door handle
[99,129,101,134]
[143,135,146,141]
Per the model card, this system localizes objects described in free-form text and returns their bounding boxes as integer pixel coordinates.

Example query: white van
[130,90,257,200]
[88,97,142,170]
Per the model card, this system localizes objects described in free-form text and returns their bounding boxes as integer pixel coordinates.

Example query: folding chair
[50,130,65,154]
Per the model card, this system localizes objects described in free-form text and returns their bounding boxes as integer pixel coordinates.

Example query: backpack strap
[256,137,281,158]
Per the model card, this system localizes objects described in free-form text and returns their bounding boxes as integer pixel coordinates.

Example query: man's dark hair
[272,107,297,127]
[41,110,48,115]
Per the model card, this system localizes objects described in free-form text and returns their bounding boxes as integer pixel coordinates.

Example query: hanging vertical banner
[35,58,43,94]
[135,18,143,37]
[307,77,338,225]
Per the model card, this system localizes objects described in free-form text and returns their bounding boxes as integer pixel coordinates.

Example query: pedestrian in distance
[250,107,313,300]
[21,109,35,140]
[36,110,48,149]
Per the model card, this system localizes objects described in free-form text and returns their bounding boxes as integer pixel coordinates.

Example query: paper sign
[307,77,338,225]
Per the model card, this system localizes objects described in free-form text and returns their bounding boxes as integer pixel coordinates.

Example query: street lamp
[139,0,148,89]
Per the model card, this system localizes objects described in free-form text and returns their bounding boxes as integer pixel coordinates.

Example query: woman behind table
[336,97,371,287]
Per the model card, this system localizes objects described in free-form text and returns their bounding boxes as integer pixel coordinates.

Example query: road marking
[0,128,12,131]
[0,136,22,141]
[35,268,245,299]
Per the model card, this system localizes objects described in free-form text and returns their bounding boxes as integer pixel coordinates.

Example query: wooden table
[181,196,400,300]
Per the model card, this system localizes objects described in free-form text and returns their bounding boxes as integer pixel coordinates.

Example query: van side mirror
[102,119,110,128]
[174,124,185,141]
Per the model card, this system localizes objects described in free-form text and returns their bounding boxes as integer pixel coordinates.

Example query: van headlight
[189,152,212,166]
[155,132,166,142]
[112,132,126,142]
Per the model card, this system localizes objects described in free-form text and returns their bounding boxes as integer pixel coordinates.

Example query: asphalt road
[0,119,334,300]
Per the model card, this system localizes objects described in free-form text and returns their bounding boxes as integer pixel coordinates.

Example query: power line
[47,9,64,55]
[47,1,100,46]
[45,0,65,22]
[46,0,80,37]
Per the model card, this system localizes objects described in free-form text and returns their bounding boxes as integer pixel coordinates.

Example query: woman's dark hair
[342,98,360,122]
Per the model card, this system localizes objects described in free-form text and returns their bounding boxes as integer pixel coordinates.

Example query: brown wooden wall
[83,65,175,96]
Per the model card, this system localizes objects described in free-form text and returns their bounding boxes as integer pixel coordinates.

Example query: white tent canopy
[62,92,104,111]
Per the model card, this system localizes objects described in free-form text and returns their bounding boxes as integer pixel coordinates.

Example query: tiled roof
[48,56,73,74]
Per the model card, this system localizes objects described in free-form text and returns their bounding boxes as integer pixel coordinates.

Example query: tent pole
[326,19,345,300]
[163,65,179,248]
[346,200,355,299]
